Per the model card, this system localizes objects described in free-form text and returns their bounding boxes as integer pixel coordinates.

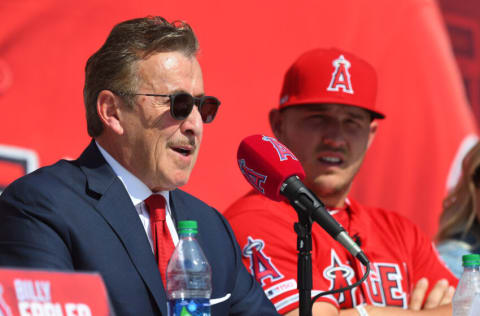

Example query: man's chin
[310,178,349,197]
[170,173,192,189]
[150,173,191,192]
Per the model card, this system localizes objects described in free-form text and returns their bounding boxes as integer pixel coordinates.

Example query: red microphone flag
[237,135,305,201]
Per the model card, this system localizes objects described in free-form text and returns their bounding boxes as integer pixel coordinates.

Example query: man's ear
[367,120,378,149]
[97,90,124,135]
[269,108,284,140]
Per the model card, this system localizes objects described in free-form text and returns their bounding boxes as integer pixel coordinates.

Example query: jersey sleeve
[390,212,459,295]
[224,193,340,314]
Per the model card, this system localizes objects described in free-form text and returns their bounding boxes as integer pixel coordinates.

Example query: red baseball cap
[279,48,385,119]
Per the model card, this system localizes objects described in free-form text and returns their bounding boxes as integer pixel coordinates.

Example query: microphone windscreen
[237,134,305,201]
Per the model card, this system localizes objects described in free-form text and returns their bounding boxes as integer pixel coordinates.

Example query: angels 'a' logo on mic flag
[237,134,305,201]
[261,136,298,162]
[238,159,267,194]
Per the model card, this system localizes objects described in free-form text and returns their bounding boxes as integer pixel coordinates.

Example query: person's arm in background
[436,240,471,278]
[284,277,455,316]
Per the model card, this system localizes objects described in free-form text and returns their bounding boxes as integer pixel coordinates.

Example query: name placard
[0,268,111,316]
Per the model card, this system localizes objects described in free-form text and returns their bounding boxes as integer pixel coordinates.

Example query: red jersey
[224,191,458,314]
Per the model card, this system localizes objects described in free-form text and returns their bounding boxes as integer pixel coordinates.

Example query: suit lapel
[169,190,187,224]
[78,141,168,315]
[170,190,208,249]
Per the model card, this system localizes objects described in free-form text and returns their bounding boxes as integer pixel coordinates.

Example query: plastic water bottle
[452,254,480,316]
[166,220,212,316]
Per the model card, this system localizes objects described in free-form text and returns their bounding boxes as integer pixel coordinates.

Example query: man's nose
[180,105,203,136]
[320,120,346,147]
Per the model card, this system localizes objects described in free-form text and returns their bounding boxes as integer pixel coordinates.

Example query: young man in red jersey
[224,48,458,316]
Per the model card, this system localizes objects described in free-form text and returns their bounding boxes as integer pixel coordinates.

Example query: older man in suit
[0,16,278,316]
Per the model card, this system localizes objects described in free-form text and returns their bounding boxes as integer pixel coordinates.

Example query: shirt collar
[326,198,351,215]
[95,141,170,207]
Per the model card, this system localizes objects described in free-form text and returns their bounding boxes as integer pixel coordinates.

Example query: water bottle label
[168,298,210,316]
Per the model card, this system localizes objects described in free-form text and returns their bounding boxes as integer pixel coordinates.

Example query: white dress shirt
[95,141,179,250]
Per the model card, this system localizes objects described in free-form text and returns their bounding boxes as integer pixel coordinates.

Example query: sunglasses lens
[171,93,194,120]
[200,97,220,123]
[474,167,480,188]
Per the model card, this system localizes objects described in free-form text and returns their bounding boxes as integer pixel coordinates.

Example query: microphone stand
[293,209,313,316]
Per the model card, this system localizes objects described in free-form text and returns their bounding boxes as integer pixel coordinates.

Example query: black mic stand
[293,210,313,316]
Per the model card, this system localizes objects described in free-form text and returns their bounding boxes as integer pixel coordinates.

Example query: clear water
[453,268,480,316]
[167,232,212,316]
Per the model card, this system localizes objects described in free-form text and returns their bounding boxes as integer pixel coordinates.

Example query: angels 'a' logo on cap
[326,55,354,95]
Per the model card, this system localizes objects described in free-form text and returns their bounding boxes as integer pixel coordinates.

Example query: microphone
[237,134,369,266]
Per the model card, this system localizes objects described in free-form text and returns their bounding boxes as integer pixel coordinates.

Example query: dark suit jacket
[0,141,278,315]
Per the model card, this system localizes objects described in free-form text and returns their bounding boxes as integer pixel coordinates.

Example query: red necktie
[144,194,175,287]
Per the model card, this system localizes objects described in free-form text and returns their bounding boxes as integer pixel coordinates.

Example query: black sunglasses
[115,91,220,123]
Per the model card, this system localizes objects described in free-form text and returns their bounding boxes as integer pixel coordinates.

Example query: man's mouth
[172,146,193,156]
[318,156,343,165]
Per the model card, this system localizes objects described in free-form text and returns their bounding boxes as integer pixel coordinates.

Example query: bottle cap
[462,254,480,267]
[178,220,198,235]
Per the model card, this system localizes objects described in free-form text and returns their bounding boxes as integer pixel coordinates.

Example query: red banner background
[0,0,478,239]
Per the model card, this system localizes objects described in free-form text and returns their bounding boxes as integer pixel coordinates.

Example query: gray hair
[83,16,199,137]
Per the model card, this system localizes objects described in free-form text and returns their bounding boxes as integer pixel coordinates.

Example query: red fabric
[224,190,458,314]
[145,194,175,287]
[0,0,477,240]
[279,48,384,119]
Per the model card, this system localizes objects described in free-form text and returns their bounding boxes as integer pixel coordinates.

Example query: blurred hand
[409,278,455,311]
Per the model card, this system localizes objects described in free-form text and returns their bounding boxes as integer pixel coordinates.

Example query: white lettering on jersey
[363,262,407,308]
[323,249,359,305]
[265,279,297,300]
[322,249,408,308]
